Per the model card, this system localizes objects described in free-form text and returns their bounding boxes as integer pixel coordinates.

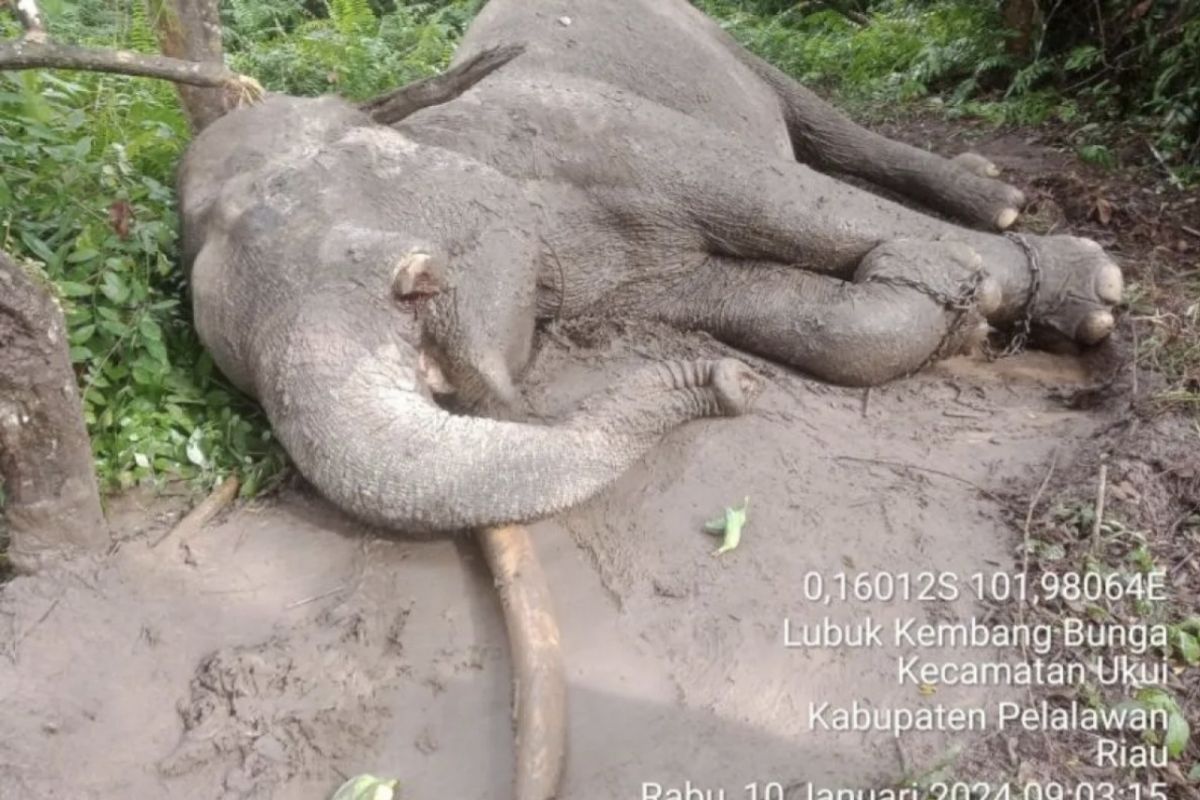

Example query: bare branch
[0,0,253,130]
[361,43,525,125]
[0,37,259,91]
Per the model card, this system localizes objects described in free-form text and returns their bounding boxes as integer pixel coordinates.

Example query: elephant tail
[480,525,567,800]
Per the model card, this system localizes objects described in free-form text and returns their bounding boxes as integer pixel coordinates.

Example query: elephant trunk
[253,294,755,532]
[248,294,754,800]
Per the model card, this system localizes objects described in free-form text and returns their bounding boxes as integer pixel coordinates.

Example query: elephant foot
[1013,234,1124,346]
[940,152,1026,231]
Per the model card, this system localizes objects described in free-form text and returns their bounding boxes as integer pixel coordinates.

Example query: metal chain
[862,268,987,377]
[991,231,1042,358]
[862,271,984,312]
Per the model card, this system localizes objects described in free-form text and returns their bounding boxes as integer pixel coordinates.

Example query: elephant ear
[392,250,447,302]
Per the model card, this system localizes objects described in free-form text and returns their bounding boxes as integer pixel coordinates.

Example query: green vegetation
[1,0,1196,499]
[701,0,1200,179]
[223,0,480,99]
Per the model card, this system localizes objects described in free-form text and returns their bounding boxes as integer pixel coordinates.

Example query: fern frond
[329,0,376,36]
[128,0,158,53]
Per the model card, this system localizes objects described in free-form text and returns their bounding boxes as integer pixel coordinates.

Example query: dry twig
[1020,450,1059,626]
[1090,458,1108,555]
[833,455,1004,504]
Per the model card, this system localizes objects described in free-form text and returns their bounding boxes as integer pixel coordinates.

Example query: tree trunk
[1001,0,1040,58]
[146,0,228,132]
[0,251,107,573]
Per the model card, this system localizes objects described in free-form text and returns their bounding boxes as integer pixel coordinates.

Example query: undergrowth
[699,0,1200,183]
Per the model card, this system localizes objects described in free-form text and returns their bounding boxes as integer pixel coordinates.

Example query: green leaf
[1136,687,1180,714]
[98,317,129,337]
[1178,631,1200,665]
[706,497,749,556]
[1078,144,1115,169]
[101,271,130,304]
[1167,712,1190,758]
[59,281,94,297]
[1065,45,1102,72]
[131,366,159,386]
[19,231,57,265]
[72,135,93,160]
[144,337,169,365]
[330,774,398,800]
[186,430,208,468]
[67,247,100,263]
[138,316,163,342]
[70,323,96,345]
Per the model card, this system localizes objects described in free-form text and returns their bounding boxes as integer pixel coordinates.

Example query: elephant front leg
[642,242,999,386]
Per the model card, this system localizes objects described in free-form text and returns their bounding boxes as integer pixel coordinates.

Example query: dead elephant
[179,0,1123,533]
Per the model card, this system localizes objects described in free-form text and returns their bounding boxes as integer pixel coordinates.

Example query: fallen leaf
[704,497,749,556]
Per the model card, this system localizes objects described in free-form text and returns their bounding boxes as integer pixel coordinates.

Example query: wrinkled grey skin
[179,0,1122,532]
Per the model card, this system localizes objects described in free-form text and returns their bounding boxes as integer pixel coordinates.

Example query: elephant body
[178,0,1122,532]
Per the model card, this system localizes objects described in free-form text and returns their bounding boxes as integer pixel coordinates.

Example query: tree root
[478,525,567,800]
[150,475,239,549]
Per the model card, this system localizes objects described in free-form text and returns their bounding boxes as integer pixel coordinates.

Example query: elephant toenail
[1076,309,1115,345]
[959,320,991,354]
[976,277,1002,316]
[1095,263,1124,304]
[994,208,1019,230]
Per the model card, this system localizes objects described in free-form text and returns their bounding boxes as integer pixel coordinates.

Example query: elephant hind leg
[722,37,1025,231]
[651,242,999,387]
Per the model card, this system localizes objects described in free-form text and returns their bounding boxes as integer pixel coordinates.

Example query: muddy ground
[1,127,1197,798]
